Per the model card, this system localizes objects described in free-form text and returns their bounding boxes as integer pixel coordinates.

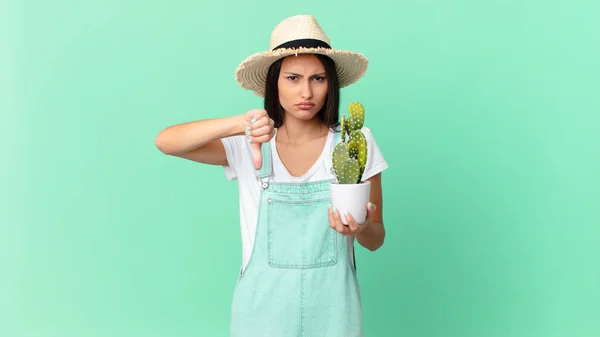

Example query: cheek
[316,83,329,102]
[278,85,290,107]
[277,80,289,105]
[278,81,297,107]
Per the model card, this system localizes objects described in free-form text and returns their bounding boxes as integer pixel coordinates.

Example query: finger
[251,143,262,170]
[248,124,273,137]
[247,109,267,123]
[329,206,343,232]
[332,207,348,235]
[243,123,252,138]
[344,212,360,233]
[249,115,271,129]
[244,110,256,122]
[365,201,376,221]
[328,206,336,229]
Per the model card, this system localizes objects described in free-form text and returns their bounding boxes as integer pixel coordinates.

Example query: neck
[277,114,328,145]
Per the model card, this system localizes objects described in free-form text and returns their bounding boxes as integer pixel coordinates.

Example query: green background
[2,0,599,336]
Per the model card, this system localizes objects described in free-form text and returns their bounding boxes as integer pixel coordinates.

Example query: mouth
[296,102,315,110]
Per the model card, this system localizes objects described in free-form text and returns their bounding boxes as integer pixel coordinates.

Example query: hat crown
[269,15,331,51]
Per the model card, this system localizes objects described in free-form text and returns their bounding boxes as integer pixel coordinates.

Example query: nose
[301,79,313,100]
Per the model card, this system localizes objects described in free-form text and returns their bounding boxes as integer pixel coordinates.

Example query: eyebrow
[283,72,327,77]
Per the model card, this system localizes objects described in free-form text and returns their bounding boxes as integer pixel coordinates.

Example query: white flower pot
[330,181,371,225]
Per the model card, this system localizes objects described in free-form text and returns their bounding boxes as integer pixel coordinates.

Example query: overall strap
[255,141,273,179]
[333,129,342,145]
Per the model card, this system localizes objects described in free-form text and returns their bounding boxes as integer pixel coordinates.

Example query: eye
[313,76,326,81]
[286,76,298,81]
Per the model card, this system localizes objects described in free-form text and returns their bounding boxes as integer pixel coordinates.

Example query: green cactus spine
[332,102,368,184]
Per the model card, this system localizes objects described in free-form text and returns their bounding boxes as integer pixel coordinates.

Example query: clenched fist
[241,109,275,170]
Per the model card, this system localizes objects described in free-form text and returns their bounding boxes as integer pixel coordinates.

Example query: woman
[155,15,388,337]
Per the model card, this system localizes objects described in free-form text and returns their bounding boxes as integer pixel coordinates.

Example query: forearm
[155,115,245,155]
[355,221,385,251]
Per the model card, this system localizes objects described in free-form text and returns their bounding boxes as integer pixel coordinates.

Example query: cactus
[340,115,347,142]
[349,130,367,175]
[332,102,368,184]
[347,101,364,130]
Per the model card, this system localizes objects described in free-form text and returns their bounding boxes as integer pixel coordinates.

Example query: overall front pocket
[267,197,337,269]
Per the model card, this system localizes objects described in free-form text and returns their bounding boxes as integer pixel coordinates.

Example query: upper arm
[366,172,383,225]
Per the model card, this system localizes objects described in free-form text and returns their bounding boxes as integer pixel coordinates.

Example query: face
[277,54,329,121]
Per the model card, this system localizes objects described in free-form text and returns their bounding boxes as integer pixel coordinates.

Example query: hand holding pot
[328,202,376,236]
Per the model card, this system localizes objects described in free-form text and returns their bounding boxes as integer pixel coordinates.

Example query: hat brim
[235,46,368,97]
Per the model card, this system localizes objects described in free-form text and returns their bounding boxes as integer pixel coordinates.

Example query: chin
[292,111,319,121]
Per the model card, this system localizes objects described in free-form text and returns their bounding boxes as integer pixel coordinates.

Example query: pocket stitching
[267,198,337,269]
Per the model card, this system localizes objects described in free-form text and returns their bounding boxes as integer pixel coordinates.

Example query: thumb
[251,142,262,170]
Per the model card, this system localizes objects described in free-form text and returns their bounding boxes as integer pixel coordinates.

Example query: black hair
[263,54,340,132]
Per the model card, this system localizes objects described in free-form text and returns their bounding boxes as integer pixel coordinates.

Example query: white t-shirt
[221,127,389,272]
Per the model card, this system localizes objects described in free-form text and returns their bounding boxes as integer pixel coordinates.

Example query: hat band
[273,38,331,51]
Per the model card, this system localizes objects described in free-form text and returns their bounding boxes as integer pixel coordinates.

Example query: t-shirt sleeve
[220,135,253,180]
[361,127,389,181]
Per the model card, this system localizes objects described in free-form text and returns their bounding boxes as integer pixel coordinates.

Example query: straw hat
[235,15,368,97]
